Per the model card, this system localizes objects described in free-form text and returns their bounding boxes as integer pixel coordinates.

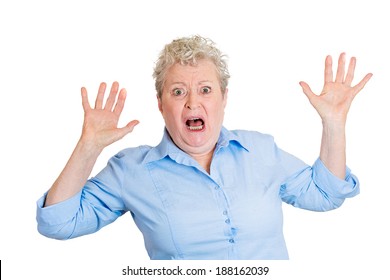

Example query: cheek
[209,102,226,119]
[161,103,182,123]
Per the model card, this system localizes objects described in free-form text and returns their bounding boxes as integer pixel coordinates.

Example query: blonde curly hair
[153,35,230,99]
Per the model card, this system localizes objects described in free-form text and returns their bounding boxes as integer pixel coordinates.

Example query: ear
[157,95,163,113]
[223,88,228,108]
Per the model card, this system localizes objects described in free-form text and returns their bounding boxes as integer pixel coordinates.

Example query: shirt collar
[142,126,248,164]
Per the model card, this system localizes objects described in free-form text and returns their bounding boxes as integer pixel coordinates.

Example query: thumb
[116,120,140,139]
[299,81,316,103]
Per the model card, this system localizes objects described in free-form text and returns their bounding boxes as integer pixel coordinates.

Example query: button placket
[221,202,237,245]
[211,177,237,246]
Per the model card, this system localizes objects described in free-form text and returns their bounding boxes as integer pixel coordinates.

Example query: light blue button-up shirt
[36,127,359,259]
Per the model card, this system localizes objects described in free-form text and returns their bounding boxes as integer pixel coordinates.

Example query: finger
[344,56,356,86]
[95,82,107,109]
[335,52,346,83]
[352,73,373,97]
[113,88,127,116]
[81,87,91,112]
[104,81,119,111]
[324,55,333,84]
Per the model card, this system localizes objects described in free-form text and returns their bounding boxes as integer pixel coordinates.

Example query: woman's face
[158,59,228,157]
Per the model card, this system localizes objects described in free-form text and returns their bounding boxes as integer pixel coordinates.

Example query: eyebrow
[169,80,214,86]
[198,80,213,84]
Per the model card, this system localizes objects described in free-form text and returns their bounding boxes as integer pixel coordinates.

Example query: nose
[185,91,200,110]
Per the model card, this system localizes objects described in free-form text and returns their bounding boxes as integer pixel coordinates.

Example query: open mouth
[186,118,205,131]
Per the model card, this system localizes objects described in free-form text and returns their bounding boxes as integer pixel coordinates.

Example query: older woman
[37,35,372,259]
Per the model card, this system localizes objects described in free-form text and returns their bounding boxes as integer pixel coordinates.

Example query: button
[225,219,230,224]
[223,210,228,215]
[229,239,235,243]
[214,186,219,190]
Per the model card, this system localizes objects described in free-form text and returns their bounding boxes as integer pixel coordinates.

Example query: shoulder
[229,129,276,147]
[103,145,154,172]
[112,145,153,164]
[227,129,281,162]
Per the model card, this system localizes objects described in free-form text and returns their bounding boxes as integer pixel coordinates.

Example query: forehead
[164,59,219,84]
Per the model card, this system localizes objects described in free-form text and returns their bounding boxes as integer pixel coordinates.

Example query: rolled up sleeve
[312,158,359,198]
[36,153,127,240]
[36,191,83,239]
[280,158,360,212]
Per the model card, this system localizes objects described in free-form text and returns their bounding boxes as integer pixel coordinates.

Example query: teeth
[188,125,203,130]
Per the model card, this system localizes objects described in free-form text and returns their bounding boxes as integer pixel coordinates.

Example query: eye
[201,86,211,94]
[172,88,185,96]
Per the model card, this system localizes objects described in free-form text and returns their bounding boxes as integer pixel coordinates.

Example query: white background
[1,0,389,279]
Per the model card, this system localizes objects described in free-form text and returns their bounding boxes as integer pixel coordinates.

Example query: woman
[37,35,372,259]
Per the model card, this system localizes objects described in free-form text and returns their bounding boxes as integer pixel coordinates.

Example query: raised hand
[299,53,372,179]
[299,53,372,125]
[44,81,139,206]
[80,81,139,151]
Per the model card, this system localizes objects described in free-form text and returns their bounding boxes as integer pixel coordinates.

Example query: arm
[44,81,139,206]
[299,53,372,179]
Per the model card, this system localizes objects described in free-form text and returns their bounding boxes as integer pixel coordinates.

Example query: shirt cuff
[312,158,360,198]
[36,191,82,226]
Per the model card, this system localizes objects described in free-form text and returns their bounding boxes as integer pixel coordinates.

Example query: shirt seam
[117,153,126,211]
[146,161,184,259]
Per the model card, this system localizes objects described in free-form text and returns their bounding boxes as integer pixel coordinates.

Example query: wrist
[321,118,346,131]
[77,137,103,158]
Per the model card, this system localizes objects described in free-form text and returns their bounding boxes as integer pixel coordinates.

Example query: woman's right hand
[80,81,139,152]
[44,81,138,206]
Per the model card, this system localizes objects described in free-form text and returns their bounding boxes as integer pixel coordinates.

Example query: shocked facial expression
[158,59,228,157]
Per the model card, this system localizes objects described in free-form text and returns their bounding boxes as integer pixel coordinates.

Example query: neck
[190,149,214,174]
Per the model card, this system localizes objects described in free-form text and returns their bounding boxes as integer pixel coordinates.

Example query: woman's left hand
[299,53,372,125]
